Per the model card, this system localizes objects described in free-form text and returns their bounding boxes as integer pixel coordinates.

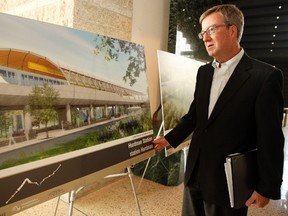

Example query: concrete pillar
[90,104,94,120]
[66,104,72,123]
[105,104,108,117]
[131,0,170,117]
[12,114,17,131]
[24,105,32,134]
[21,112,25,130]
[115,105,118,116]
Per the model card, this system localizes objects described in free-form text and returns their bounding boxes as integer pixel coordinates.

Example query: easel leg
[54,196,61,216]
[68,190,76,216]
[137,157,151,192]
[182,147,188,173]
[68,186,85,216]
[105,166,142,216]
[127,167,142,216]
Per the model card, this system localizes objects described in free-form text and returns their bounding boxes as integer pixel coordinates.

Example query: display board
[0,13,154,215]
[157,50,204,156]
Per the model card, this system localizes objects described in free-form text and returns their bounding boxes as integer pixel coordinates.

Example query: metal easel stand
[105,166,142,216]
[54,196,61,216]
[137,121,164,192]
[138,121,189,192]
[137,120,166,193]
[182,146,188,173]
[137,157,151,193]
[54,186,85,216]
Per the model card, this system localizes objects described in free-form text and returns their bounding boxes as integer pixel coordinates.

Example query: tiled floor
[12,173,288,216]
[12,127,288,216]
[14,176,183,216]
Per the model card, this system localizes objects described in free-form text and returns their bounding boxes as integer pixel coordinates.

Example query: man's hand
[245,191,270,208]
[153,136,170,152]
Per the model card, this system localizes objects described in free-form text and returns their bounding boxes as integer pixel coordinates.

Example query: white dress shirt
[208,49,244,117]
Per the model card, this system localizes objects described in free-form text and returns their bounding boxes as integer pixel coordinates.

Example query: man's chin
[206,49,214,57]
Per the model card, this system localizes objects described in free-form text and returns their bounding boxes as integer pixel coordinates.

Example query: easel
[104,126,163,216]
[137,120,189,191]
[54,154,155,216]
[105,166,142,216]
[54,186,84,216]
[53,125,162,216]
[53,164,147,216]
[137,121,164,192]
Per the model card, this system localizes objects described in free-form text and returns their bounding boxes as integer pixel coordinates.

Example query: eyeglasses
[198,24,230,39]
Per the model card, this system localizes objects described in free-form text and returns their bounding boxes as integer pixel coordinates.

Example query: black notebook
[224,149,258,208]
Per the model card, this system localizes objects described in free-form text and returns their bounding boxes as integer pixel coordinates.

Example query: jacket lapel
[207,54,252,124]
[200,65,214,123]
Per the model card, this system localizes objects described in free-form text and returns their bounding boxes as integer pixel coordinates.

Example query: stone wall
[0,0,132,41]
[74,0,132,41]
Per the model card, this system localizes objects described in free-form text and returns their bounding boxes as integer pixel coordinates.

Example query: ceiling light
[279,6,282,9]
[273,34,276,37]
[270,49,273,52]
[276,16,280,19]
[275,26,278,29]
[271,42,275,45]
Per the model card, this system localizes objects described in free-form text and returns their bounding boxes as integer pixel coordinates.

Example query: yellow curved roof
[0,48,66,80]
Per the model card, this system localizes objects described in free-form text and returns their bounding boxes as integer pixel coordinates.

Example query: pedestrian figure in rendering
[8,125,16,145]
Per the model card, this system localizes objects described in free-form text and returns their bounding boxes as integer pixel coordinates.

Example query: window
[0,69,7,77]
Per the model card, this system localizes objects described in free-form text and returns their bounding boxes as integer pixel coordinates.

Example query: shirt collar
[212,61,222,69]
[212,49,244,70]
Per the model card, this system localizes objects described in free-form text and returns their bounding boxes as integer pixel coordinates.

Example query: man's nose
[202,33,211,42]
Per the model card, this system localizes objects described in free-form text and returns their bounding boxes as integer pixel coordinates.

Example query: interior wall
[131,0,170,117]
[0,0,133,41]
[0,0,75,27]
[73,0,133,41]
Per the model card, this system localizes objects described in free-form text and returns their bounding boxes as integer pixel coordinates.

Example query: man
[153,4,284,216]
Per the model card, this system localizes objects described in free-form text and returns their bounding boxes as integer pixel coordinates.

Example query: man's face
[200,12,233,62]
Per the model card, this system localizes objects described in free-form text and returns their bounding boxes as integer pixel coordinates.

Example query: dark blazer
[165,53,284,206]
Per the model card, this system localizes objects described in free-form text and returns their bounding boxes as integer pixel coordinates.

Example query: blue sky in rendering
[0,13,147,93]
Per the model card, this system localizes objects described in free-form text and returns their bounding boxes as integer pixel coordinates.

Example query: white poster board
[0,13,154,215]
[157,50,204,156]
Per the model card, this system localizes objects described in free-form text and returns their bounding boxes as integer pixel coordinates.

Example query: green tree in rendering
[28,84,59,138]
[94,36,146,87]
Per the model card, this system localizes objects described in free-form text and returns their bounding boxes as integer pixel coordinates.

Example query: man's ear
[230,25,238,40]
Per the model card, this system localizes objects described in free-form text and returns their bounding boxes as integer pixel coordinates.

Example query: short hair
[199,4,244,42]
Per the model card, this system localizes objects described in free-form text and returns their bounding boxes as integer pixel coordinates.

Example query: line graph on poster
[6,164,62,205]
